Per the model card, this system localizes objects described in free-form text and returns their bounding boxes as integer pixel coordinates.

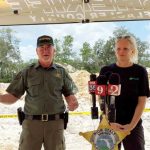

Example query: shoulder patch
[55,64,64,69]
[55,71,62,78]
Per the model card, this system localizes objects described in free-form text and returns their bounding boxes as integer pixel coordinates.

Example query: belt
[25,113,64,122]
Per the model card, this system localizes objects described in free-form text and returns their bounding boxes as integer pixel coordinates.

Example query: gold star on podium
[79,115,130,150]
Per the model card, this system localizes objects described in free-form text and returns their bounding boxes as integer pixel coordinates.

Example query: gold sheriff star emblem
[79,115,130,150]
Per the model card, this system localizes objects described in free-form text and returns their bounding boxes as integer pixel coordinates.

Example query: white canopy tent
[0,0,150,26]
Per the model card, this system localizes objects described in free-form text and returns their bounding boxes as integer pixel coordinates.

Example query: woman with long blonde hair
[100,35,149,150]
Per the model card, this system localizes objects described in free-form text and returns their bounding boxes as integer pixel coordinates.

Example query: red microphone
[95,75,107,96]
[108,73,121,96]
[88,75,96,94]
[96,75,107,115]
[88,74,98,119]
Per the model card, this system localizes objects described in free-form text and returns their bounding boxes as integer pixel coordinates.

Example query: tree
[93,39,105,66]
[54,38,62,63]
[140,51,150,67]
[79,26,150,72]
[80,42,92,63]
[61,35,74,63]
[54,35,75,65]
[0,28,23,82]
[94,38,115,68]
[80,42,98,72]
[95,27,150,71]
[136,38,149,66]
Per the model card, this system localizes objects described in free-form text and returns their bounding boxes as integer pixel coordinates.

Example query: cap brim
[37,42,54,47]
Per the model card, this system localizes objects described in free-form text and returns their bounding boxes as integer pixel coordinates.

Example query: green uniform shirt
[6,63,76,115]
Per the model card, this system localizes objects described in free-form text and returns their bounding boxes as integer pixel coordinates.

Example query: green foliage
[140,52,150,67]
[79,26,150,72]
[54,39,62,62]
[53,27,150,72]
[0,26,149,82]
[19,59,38,69]
[54,35,76,64]
[80,42,92,62]
[79,42,98,73]
[0,28,23,82]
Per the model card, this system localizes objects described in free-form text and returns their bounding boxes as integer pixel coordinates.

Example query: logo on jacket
[129,77,139,80]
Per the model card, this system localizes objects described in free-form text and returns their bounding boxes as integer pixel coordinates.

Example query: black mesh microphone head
[96,75,107,85]
[90,74,96,81]
[105,71,112,81]
[109,73,120,85]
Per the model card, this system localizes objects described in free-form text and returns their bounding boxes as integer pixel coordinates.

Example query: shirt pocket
[27,79,40,97]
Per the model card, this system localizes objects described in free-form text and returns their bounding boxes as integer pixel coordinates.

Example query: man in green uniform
[0,35,79,150]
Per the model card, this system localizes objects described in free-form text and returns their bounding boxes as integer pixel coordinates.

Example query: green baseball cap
[37,35,54,47]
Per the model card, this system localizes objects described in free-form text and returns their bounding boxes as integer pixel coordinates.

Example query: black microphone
[88,74,98,119]
[104,71,112,106]
[108,73,121,122]
[104,71,112,82]
[95,75,107,115]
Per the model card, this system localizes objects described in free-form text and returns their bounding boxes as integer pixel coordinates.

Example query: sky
[0,20,150,61]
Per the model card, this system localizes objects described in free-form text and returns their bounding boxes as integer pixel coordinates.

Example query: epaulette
[55,64,65,69]
[21,63,36,73]
[29,63,36,67]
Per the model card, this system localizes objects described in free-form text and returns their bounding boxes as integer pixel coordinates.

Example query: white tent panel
[0,0,150,26]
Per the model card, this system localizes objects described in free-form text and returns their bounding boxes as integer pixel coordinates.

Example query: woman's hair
[115,35,138,63]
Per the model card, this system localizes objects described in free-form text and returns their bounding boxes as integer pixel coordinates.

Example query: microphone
[108,73,121,96]
[88,74,96,94]
[95,75,107,115]
[104,71,112,82]
[108,73,121,122]
[88,74,98,119]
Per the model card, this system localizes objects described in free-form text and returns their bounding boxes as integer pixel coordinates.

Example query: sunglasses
[117,35,131,39]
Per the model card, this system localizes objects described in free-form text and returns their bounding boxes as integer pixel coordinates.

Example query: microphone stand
[108,95,116,122]
[107,73,121,123]
[96,75,108,122]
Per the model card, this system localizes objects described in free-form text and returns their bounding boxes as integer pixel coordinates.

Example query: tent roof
[0,0,150,26]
